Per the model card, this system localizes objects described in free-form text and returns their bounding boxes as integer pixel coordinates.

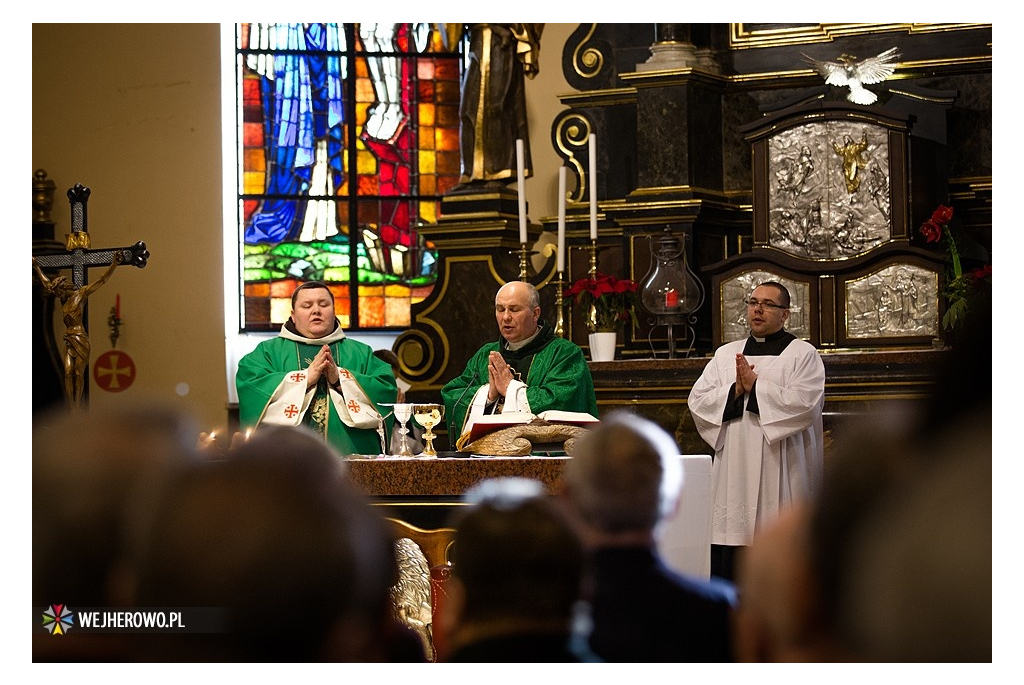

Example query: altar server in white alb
[687,281,825,582]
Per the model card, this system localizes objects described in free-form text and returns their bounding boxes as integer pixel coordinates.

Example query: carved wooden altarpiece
[707,100,947,349]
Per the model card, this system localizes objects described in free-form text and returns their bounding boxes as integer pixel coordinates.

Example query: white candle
[588,134,597,241]
[557,166,567,273]
[516,138,527,244]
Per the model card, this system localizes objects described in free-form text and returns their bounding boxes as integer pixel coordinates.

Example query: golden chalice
[412,403,445,457]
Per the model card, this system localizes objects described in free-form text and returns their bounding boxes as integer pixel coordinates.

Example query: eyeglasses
[744,299,788,311]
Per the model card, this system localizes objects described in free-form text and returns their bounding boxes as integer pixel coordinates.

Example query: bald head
[496,280,540,308]
[494,281,541,344]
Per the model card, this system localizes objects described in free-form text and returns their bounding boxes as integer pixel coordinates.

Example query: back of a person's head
[128,446,397,661]
[563,412,682,534]
[825,412,991,662]
[806,304,992,663]
[450,478,583,624]
[734,504,825,662]
[228,424,349,493]
[810,403,991,662]
[33,401,201,608]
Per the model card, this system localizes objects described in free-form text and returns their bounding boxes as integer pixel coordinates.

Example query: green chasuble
[236,323,397,456]
[441,319,599,439]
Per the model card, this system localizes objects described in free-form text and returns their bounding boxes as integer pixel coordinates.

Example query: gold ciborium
[412,403,445,457]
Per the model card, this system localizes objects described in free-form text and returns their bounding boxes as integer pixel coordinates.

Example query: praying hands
[307,344,340,389]
[486,351,514,402]
[735,352,757,398]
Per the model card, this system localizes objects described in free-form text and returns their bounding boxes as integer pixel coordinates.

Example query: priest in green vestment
[236,281,397,456]
[441,281,598,448]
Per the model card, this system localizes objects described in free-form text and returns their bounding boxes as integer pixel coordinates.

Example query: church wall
[33,23,227,429]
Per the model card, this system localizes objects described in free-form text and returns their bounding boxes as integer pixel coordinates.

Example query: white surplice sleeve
[750,341,825,445]
[688,341,743,452]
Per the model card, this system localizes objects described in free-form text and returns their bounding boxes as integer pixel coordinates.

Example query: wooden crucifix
[32,184,149,412]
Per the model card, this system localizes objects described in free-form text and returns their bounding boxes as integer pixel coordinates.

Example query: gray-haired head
[564,411,683,534]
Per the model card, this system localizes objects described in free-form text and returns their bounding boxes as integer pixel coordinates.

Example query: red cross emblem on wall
[347,399,361,414]
[93,350,137,392]
[283,404,301,419]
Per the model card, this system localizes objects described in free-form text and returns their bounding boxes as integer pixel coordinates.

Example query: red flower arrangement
[919,204,991,333]
[564,272,640,333]
[918,203,953,245]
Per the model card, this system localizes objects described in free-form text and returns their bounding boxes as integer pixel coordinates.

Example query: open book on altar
[461,410,599,446]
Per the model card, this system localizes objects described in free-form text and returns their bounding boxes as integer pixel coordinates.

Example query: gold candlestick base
[517,243,535,280]
[553,272,566,338]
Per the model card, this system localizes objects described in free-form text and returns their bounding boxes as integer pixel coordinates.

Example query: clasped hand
[735,353,757,398]
[307,344,341,389]
[486,351,514,402]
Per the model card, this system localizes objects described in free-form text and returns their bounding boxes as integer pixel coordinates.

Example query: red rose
[919,219,942,243]
[931,204,954,225]
[968,264,992,281]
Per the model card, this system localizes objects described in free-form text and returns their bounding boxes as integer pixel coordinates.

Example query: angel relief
[774,145,815,197]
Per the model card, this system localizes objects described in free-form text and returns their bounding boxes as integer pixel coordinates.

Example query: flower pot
[588,331,617,362]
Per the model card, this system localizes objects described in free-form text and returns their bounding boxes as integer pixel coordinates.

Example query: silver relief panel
[845,264,939,339]
[721,270,810,343]
[768,121,891,260]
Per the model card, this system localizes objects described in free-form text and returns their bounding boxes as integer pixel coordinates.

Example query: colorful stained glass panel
[235,23,462,330]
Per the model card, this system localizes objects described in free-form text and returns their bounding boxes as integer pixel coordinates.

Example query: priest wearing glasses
[688,281,825,582]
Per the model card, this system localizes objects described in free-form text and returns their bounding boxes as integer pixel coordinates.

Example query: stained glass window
[234,23,463,331]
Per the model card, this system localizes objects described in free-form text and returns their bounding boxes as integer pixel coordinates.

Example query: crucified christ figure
[33,253,122,411]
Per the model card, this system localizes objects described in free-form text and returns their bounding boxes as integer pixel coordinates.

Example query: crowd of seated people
[34,309,992,665]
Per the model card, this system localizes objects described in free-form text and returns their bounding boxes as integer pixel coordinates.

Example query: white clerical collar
[506,326,541,351]
[752,335,766,343]
[279,319,347,345]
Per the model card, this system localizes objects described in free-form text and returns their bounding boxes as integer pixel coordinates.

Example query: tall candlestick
[553,272,566,338]
[589,133,598,241]
[557,166,567,273]
[516,138,527,244]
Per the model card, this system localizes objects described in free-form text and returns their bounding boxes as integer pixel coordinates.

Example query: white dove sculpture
[803,47,901,105]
